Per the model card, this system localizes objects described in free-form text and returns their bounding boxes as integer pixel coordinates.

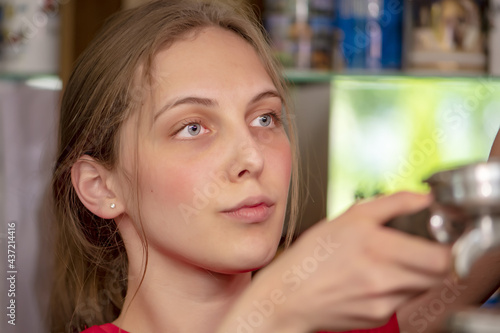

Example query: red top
[81,313,399,333]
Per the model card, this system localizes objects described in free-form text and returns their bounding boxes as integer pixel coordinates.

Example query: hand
[218,192,452,333]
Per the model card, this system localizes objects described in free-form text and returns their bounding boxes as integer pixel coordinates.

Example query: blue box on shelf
[334,0,404,70]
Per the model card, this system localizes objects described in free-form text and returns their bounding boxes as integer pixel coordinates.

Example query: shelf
[3,70,499,89]
[0,74,62,90]
[284,69,500,84]
[0,73,59,81]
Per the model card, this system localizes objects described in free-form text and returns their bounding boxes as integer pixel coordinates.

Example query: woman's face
[117,27,292,274]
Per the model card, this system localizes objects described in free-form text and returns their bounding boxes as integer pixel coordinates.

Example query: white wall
[0,81,59,333]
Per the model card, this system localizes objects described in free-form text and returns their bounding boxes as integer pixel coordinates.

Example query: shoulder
[80,323,130,333]
[318,313,400,333]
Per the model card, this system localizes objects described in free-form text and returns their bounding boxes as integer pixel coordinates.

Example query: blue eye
[258,115,272,127]
[250,112,281,128]
[187,123,201,135]
[176,122,208,138]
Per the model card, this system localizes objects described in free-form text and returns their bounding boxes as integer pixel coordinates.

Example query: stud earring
[110,203,116,209]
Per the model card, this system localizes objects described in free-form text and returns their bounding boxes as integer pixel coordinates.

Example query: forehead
[150,27,275,100]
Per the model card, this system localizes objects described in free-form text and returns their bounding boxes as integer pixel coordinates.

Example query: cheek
[268,135,293,186]
[140,157,208,213]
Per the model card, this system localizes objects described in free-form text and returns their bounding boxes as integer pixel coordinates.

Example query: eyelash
[172,111,283,137]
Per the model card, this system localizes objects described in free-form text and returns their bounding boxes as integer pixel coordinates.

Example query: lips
[222,196,275,223]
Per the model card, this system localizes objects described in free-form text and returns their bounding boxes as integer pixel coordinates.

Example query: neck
[114,242,253,333]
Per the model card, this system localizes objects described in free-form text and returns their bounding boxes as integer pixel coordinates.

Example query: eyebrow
[153,89,282,122]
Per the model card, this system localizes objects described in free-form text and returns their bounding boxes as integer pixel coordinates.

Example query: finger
[371,228,452,275]
[350,191,432,225]
[360,263,446,297]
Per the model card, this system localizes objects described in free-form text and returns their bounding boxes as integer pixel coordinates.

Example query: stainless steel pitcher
[386,159,500,278]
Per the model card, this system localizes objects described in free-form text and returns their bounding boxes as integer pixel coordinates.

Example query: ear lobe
[71,156,124,219]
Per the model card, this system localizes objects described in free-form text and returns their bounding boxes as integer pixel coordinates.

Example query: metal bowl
[425,159,500,215]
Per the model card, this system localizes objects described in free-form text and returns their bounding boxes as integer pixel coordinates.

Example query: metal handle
[385,208,434,240]
[385,206,467,244]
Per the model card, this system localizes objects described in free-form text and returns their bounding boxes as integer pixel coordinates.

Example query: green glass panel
[327,75,500,218]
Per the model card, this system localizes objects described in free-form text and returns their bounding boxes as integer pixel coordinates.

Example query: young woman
[50,1,456,332]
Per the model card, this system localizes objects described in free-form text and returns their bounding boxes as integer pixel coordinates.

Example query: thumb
[347,191,432,225]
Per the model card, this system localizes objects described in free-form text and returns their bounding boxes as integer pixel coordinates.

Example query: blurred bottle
[264,0,335,70]
[308,0,336,69]
[0,5,4,50]
[0,0,60,75]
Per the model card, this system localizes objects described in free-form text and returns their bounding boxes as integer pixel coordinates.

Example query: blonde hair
[50,1,300,331]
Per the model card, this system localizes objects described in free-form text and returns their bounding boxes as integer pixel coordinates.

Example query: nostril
[238,170,248,177]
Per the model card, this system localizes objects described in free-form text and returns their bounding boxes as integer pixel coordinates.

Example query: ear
[71,155,125,219]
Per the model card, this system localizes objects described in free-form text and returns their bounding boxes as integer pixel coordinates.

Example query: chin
[221,237,279,274]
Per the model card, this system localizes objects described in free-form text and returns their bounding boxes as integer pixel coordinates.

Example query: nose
[227,129,265,182]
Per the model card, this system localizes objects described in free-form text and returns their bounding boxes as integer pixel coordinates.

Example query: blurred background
[1,0,500,332]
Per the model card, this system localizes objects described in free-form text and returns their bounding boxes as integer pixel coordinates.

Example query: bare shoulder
[489,129,500,160]
[80,323,128,333]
